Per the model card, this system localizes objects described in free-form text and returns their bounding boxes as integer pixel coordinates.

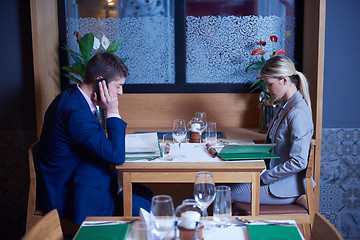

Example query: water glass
[194,112,207,143]
[149,195,176,240]
[213,186,232,228]
[128,221,150,240]
[205,122,217,145]
[173,119,187,158]
[162,133,173,161]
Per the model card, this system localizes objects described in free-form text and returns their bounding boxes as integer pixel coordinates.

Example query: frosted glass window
[63,0,297,89]
[186,0,295,84]
[65,0,175,84]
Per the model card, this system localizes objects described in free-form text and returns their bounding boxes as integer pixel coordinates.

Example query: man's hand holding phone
[95,79,119,115]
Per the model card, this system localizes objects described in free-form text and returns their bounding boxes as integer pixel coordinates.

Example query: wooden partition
[30,0,61,138]
[303,0,326,212]
[119,93,260,129]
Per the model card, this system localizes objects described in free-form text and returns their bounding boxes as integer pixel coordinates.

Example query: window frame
[58,0,303,93]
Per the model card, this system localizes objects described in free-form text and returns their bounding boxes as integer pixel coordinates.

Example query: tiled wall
[320,128,360,240]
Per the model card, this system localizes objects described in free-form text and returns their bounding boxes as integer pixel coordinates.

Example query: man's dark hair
[84,51,129,84]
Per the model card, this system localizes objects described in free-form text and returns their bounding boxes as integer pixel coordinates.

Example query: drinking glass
[129,221,150,240]
[213,186,232,228]
[193,171,216,231]
[172,119,187,158]
[195,112,207,143]
[149,195,176,240]
[205,122,217,145]
[162,133,173,161]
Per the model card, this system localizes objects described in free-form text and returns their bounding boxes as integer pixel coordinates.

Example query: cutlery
[82,219,137,226]
[235,217,294,226]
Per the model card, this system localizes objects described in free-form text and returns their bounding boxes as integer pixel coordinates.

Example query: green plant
[62,32,126,84]
[246,35,285,104]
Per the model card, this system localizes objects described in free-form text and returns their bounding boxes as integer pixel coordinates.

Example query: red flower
[256,40,266,46]
[270,35,278,43]
[251,48,266,55]
[274,49,286,55]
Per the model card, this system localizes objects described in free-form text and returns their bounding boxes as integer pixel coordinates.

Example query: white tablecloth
[125,142,259,162]
[117,143,263,192]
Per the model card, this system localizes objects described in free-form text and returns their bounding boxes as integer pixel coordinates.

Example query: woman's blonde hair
[260,55,312,113]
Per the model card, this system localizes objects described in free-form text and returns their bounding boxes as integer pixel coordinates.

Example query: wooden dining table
[113,128,267,217]
[115,160,265,217]
[76,216,304,240]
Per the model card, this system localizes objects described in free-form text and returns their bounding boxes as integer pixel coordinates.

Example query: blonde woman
[231,55,314,204]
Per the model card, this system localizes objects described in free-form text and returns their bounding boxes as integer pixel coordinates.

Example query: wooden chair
[233,139,316,240]
[26,140,45,232]
[26,140,80,235]
[22,209,63,240]
[310,212,343,240]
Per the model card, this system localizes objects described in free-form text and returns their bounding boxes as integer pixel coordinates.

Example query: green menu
[218,144,279,161]
[74,223,130,240]
[247,225,303,240]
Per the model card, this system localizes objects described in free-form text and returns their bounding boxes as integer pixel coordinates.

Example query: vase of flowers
[246,35,286,133]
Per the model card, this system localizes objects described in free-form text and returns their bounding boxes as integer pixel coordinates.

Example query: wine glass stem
[202,207,208,226]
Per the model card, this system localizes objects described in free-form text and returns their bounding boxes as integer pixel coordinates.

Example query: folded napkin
[206,143,218,158]
[140,208,150,227]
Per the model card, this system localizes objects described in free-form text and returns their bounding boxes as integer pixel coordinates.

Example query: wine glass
[149,195,176,240]
[172,119,187,157]
[195,112,207,143]
[193,171,216,231]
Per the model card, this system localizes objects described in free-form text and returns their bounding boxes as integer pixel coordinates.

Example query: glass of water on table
[172,119,187,158]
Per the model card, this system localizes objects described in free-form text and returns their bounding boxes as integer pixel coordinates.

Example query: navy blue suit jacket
[37,86,127,224]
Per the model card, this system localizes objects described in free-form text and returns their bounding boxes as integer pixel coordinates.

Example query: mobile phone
[96,79,108,101]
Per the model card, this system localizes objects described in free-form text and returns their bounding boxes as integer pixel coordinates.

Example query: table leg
[123,172,133,216]
[251,172,260,216]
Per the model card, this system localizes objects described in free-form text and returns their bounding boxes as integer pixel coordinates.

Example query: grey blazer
[261,91,313,198]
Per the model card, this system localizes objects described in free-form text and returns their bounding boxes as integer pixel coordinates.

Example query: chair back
[310,212,343,240]
[304,139,316,214]
[26,141,44,231]
[22,209,63,240]
[232,139,317,239]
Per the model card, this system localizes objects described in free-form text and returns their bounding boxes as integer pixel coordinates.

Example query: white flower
[93,37,100,50]
[101,35,110,50]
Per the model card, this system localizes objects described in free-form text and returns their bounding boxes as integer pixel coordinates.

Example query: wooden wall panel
[118,93,261,129]
[30,0,60,138]
[303,0,326,212]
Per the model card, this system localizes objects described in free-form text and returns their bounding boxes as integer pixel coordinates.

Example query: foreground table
[78,217,304,240]
[114,143,266,217]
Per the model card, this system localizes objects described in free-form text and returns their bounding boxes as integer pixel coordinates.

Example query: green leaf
[61,66,74,72]
[71,62,84,75]
[62,45,82,59]
[64,73,83,84]
[121,58,127,63]
[106,38,125,53]
[71,53,83,64]
[79,33,94,60]
[245,61,267,72]
[259,80,267,92]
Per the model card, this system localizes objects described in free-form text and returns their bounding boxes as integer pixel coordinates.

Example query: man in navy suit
[37,51,151,225]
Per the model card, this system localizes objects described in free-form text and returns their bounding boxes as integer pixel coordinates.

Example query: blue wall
[0,1,35,130]
[323,0,360,128]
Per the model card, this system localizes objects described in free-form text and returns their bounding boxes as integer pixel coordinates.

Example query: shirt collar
[77,84,97,113]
